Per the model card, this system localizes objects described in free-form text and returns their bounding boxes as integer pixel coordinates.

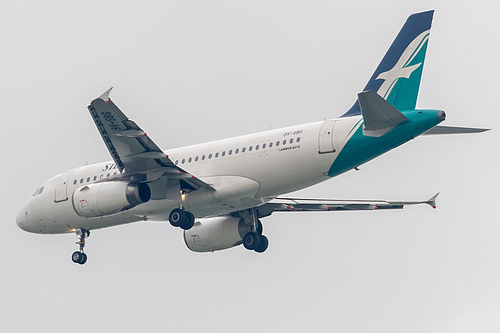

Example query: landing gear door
[318,120,336,154]
[55,170,73,203]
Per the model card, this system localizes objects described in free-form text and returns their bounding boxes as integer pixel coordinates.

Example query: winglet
[98,87,113,102]
[426,192,439,209]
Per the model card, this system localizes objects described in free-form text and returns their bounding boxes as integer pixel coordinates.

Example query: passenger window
[188,157,192,163]
[93,176,97,181]
[222,151,226,157]
[297,137,301,143]
[269,142,273,147]
[113,172,117,175]
[209,153,212,159]
[249,146,253,152]
[215,152,219,158]
[175,160,179,165]
[256,145,259,150]
[290,138,294,144]
[202,155,206,160]
[262,143,266,149]
[80,178,84,184]
[229,150,232,155]
[283,140,286,145]
[87,177,90,182]
[107,173,110,177]
[33,189,39,196]
[73,180,77,185]
[182,159,185,164]
[242,147,246,153]
[276,141,280,146]
[235,148,239,154]
[195,156,199,162]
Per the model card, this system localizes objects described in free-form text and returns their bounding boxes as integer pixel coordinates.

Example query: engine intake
[73,182,151,218]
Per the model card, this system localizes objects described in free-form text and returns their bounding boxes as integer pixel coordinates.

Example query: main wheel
[169,208,186,227]
[243,232,261,250]
[256,219,263,235]
[254,235,269,253]
[180,212,195,230]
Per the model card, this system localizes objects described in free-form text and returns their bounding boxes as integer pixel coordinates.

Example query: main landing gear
[241,209,269,253]
[72,228,90,265]
[243,228,269,253]
[169,208,195,230]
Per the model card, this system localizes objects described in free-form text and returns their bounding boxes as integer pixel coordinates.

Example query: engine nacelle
[183,216,252,252]
[73,182,151,218]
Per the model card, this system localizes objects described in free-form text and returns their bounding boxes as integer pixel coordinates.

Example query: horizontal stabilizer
[358,90,408,137]
[423,126,490,135]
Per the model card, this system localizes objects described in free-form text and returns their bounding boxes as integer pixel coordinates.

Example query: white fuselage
[16,116,362,234]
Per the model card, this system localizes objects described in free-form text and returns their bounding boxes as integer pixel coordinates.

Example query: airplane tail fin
[342,10,434,117]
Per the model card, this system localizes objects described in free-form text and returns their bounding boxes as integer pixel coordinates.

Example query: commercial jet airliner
[16,11,488,264]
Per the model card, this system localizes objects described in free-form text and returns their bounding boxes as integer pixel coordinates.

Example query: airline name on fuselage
[102,163,119,172]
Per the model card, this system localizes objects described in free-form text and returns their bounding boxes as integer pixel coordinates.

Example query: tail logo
[375,30,430,100]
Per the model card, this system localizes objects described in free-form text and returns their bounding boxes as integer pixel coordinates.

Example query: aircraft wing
[257,193,439,218]
[88,88,214,190]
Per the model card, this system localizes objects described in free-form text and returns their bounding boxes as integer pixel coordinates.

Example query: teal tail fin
[342,11,434,117]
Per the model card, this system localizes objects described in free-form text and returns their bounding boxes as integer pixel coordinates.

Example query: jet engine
[183,216,252,252]
[73,182,151,218]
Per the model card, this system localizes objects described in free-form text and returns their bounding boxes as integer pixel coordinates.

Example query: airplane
[16,10,488,264]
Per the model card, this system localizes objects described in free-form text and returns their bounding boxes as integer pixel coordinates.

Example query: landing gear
[72,251,87,264]
[243,232,269,253]
[169,208,195,230]
[72,228,89,265]
[240,208,269,253]
[254,235,269,253]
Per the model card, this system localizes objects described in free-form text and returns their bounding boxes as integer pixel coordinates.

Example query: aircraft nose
[16,208,28,231]
[16,206,36,233]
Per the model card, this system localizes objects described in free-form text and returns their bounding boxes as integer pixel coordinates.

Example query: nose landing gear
[72,228,90,265]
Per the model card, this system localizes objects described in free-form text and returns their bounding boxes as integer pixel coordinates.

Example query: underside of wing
[257,193,438,218]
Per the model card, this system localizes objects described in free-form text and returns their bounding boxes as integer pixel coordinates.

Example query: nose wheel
[72,251,87,264]
[72,228,90,265]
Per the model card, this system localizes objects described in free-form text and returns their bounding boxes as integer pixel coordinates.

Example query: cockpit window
[33,187,44,196]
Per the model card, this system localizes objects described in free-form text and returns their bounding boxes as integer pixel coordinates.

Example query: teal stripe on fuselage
[328,109,443,177]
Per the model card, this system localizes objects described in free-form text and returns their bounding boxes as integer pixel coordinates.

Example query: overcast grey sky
[2,0,499,332]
